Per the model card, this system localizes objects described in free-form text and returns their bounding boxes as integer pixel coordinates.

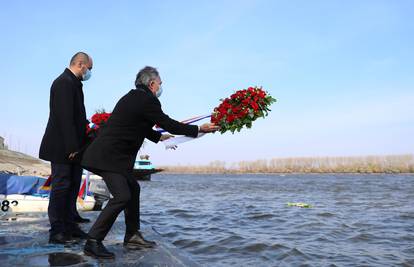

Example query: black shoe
[70,227,89,240]
[124,231,156,249]
[84,239,115,259]
[74,216,90,223]
[49,232,72,244]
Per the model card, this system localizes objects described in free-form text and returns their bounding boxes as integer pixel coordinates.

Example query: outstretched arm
[143,99,199,137]
[146,128,162,143]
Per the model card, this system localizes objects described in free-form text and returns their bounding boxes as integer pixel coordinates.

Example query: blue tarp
[0,174,48,195]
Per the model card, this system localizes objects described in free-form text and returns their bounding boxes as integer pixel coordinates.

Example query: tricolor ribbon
[155,114,211,148]
[78,171,90,200]
[155,115,211,133]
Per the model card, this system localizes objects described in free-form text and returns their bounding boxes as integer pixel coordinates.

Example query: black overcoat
[81,85,198,173]
[39,68,87,163]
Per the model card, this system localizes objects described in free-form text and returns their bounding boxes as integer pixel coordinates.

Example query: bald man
[40,52,93,244]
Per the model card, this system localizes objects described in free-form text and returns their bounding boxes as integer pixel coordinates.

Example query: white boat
[0,194,96,215]
[0,172,110,217]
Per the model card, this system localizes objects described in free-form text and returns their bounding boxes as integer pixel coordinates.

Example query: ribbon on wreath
[155,115,211,149]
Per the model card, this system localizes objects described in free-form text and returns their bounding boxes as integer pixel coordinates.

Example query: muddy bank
[0,149,50,177]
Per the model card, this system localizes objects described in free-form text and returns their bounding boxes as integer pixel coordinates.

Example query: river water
[139,174,414,266]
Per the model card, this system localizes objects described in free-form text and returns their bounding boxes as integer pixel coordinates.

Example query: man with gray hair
[81,66,219,258]
[134,66,163,95]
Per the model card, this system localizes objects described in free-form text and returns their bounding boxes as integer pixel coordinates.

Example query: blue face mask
[156,85,163,98]
[82,68,92,81]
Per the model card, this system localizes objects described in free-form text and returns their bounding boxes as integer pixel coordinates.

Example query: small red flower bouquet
[211,86,276,134]
[86,110,111,139]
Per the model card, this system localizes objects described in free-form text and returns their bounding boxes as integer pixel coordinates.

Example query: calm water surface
[140,174,414,266]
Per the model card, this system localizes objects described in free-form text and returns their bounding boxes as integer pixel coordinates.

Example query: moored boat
[132,155,163,181]
[0,173,110,217]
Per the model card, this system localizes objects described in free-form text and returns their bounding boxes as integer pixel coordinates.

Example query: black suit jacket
[81,85,199,173]
[39,68,87,163]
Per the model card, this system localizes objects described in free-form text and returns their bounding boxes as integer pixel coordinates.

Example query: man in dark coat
[81,66,218,259]
[39,52,93,244]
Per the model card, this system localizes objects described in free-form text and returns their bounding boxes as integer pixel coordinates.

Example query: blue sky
[1,0,413,165]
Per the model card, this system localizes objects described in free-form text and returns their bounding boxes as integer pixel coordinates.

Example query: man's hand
[199,123,220,133]
[68,152,78,161]
[160,134,175,142]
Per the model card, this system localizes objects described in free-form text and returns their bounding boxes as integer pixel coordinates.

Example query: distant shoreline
[158,171,414,175]
[158,154,414,175]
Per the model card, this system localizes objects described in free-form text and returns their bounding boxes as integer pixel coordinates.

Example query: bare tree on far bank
[159,154,414,174]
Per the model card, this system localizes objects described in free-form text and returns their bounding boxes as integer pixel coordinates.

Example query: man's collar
[64,68,83,86]
[136,84,154,96]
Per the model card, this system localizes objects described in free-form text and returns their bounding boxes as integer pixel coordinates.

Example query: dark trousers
[48,163,83,235]
[88,171,140,241]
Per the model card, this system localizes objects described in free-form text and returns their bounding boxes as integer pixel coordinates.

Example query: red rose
[91,114,101,124]
[251,102,259,111]
[226,115,235,123]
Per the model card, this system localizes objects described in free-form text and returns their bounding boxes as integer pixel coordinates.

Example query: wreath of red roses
[211,86,276,134]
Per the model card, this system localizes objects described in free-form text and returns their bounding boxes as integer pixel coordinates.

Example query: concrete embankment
[0,211,199,267]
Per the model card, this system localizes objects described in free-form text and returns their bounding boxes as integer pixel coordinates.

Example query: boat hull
[0,194,95,215]
[132,169,163,181]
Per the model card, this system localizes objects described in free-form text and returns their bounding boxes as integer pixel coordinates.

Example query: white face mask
[82,68,92,81]
[156,85,163,98]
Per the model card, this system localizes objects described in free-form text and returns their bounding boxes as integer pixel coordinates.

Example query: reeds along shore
[159,154,414,174]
